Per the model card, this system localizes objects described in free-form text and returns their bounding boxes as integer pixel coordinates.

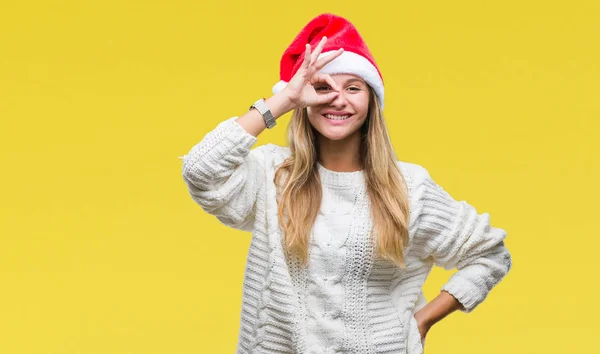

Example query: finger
[321,73,341,92]
[302,43,311,69]
[313,48,344,71]
[314,92,340,105]
[310,36,327,63]
[311,73,340,92]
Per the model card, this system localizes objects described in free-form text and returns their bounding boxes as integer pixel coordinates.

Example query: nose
[329,89,348,107]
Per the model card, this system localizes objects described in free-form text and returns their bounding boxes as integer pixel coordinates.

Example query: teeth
[325,114,350,120]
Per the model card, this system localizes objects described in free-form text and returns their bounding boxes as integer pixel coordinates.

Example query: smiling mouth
[323,113,352,121]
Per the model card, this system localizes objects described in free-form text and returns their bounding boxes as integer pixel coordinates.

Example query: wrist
[265,91,296,119]
[415,306,436,329]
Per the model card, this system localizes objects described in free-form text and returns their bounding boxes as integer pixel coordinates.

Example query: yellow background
[1,0,598,353]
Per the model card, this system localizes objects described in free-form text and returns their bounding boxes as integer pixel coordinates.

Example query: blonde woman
[180,13,512,354]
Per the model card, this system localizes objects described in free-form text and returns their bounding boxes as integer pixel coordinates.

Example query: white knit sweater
[180,116,512,354]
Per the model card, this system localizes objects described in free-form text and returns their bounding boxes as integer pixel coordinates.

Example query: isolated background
[1,1,598,353]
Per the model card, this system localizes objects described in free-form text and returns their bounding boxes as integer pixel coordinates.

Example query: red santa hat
[272,13,385,110]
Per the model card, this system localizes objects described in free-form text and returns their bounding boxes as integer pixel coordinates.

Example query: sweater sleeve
[412,167,513,313]
[179,116,266,232]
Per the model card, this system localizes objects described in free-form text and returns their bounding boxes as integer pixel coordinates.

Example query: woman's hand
[414,310,433,344]
[282,36,345,109]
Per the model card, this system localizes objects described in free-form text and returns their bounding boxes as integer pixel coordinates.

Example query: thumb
[314,92,339,105]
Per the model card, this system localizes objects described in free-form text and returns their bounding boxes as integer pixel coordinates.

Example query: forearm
[235,92,295,137]
[415,290,464,328]
[413,166,512,314]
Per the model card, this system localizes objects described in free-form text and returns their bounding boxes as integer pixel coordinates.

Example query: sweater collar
[316,162,365,188]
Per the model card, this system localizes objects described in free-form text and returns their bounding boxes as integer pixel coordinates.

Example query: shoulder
[248,142,289,155]
[262,143,291,160]
[395,160,431,193]
[263,143,291,156]
[250,143,291,168]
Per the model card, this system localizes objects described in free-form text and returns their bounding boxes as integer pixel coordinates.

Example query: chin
[317,128,354,141]
[324,134,351,141]
[308,118,366,142]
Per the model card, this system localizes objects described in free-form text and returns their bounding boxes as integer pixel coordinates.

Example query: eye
[315,86,331,91]
[348,87,361,91]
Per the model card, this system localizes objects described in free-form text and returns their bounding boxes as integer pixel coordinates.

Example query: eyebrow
[344,78,365,84]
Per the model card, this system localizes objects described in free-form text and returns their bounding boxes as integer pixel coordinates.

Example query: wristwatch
[249,98,277,129]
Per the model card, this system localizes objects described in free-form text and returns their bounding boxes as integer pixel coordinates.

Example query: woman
[180,13,512,354]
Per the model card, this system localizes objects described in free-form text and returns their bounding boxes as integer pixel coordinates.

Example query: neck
[317,131,362,172]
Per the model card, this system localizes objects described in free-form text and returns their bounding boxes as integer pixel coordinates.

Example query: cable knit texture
[180,116,512,354]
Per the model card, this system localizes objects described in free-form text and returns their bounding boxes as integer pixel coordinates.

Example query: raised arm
[179,36,345,231]
[180,116,265,232]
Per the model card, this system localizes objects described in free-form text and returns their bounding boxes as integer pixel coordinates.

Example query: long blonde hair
[274,87,410,268]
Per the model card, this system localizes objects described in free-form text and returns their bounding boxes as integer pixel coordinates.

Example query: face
[306,73,370,142]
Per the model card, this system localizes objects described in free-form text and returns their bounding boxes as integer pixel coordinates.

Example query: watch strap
[250,98,277,129]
